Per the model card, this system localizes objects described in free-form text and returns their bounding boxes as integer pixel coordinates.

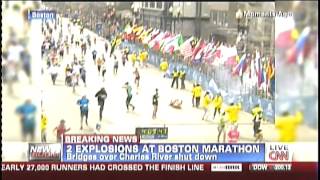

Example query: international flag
[223,46,238,67]
[143,29,159,44]
[193,41,207,63]
[179,36,194,58]
[232,53,247,76]
[191,39,205,60]
[287,26,311,64]
[154,32,171,51]
[275,16,296,49]
[163,34,184,55]
[148,32,164,48]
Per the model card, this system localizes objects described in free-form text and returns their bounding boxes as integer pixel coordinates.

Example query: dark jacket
[95,89,107,105]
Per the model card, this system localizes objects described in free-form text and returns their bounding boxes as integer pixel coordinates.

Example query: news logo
[135,127,168,139]
[28,143,61,161]
[265,143,293,162]
[28,10,56,21]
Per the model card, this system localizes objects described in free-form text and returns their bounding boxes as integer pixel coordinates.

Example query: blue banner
[62,143,265,163]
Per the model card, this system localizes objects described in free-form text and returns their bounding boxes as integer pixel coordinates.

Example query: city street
[2,16,317,146]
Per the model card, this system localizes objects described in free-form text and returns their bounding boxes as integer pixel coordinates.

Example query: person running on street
[202,92,212,120]
[133,68,140,89]
[97,56,103,74]
[113,55,119,75]
[49,64,59,85]
[16,99,37,142]
[192,84,196,107]
[95,87,108,121]
[194,84,202,108]
[77,95,89,130]
[171,68,179,89]
[152,88,159,119]
[80,64,86,87]
[92,49,97,64]
[53,119,70,142]
[217,112,227,143]
[228,124,239,143]
[122,82,135,112]
[101,62,107,81]
[212,93,223,120]
[41,110,48,143]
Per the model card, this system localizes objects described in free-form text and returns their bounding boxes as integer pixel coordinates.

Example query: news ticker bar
[1,163,318,173]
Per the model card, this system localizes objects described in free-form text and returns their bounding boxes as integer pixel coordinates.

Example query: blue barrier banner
[62,143,265,163]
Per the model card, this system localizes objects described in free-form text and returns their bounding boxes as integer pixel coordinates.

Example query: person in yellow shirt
[179,69,186,90]
[251,104,263,137]
[194,84,202,108]
[41,111,48,142]
[225,102,242,124]
[160,59,169,72]
[130,52,137,67]
[275,111,303,142]
[171,68,180,89]
[212,93,223,120]
[142,50,148,68]
[139,51,145,67]
[202,92,212,120]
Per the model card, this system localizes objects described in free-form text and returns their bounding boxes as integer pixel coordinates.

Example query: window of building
[211,11,227,27]
[156,2,162,9]
[150,2,155,8]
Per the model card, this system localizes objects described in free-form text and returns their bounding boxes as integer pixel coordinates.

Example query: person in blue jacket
[77,95,89,130]
[16,99,37,142]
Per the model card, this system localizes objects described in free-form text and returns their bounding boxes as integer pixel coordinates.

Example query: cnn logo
[268,151,289,161]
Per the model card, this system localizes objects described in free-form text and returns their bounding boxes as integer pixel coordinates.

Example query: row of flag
[122,23,275,93]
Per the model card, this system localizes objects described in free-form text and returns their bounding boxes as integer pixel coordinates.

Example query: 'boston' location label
[28,10,56,21]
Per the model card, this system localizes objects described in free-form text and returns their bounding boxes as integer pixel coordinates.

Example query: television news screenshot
[1,1,318,180]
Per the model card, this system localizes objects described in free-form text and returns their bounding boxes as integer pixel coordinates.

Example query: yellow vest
[160,61,168,71]
[225,103,241,123]
[275,112,303,142]
[213,96,223,108]
[41,114,48,131]
[173,71,179,78]
[194,86,202,98]
[203,95,212,108]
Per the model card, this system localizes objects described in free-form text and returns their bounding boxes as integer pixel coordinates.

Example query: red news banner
[1,162,317,173]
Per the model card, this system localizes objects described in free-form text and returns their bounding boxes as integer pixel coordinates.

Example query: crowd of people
[13,12,272,144]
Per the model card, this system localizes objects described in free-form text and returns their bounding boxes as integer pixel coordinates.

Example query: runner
[202,92,212,121]
[97,56,103,74]
[133,68,140,89]
[194,84,202,108]
[80,64,86,87]
[152,88,159,119]
[49,64,59,85]
[101,62,107,81]
[113,55,119,75]
[191,84,196,107]
[65,64,72,86]
[53,119,70,142]
[122,82,135,112]
[251,104,263,137]
[77,95,89,130]
[15,99,37,142]
[212,93,223,120]
[95,87,108,121]
[217,112,227,143]
[92,49,97,64]
[228,124,240,143]
[41,110,48,143]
